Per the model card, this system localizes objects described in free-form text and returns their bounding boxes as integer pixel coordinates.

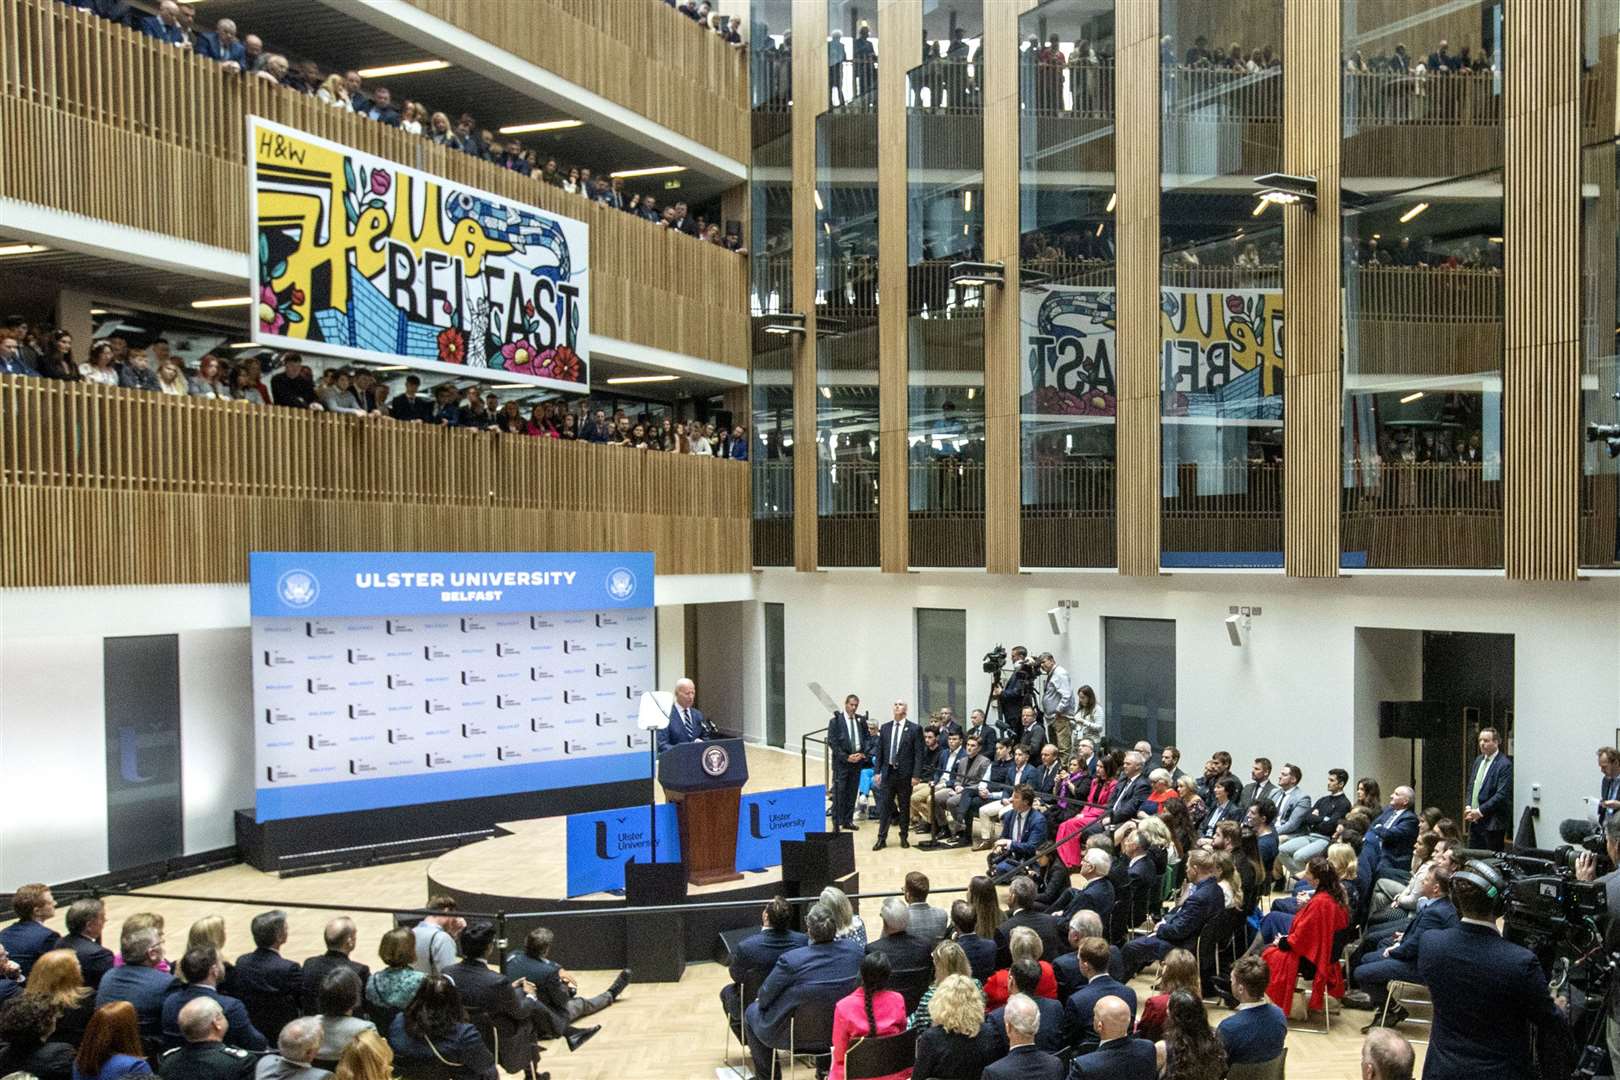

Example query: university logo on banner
[735,785,827,872]
[249,116,590,394]
[564,805,681,897]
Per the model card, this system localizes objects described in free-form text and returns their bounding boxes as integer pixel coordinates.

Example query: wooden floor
[68,747,1403,1079]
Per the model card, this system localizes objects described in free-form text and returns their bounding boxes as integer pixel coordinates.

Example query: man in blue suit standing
[989,785,1047,875]
[1418,861,1566,1080]
[1463,727,1513,852]
[657,677,709,752]
[744,904,861,1080]
[1121,849,1224,980]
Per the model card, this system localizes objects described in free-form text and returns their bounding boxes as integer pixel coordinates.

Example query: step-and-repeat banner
[249,551,653,821]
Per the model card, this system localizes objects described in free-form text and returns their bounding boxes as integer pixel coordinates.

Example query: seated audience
[1217,956,1287,1065]
[1261,854,1350,1015]
[1154,990,1227,1080]
[158,997,256,1080]
[907,940,974,1031]
[363,929,424,1014]
[1350,865,1457,1022]
[743,903,862,1080]
[385,975,496,1080]
[1062,938,1136,1047]
[1053,848,1114,924]
[902,872,948,943]
[228,911,302,1045]
[865,897,933,975]
[160,947,266,1052]
[25,948,97,1046]
[254,1017,330,1080]
[1053,910,1124,1002]
[183,919,232,991]
[63,900,117,992]
[820,886,868,948]
[828,952,906,1080]
[1134,947,1199,1042]
[1,883,62,977]
[96,921,179,1041]
[333,1029,390,1080]
[71,1002,153,1080]
[946,899,996,984]
[985,960,1064,1056]
[299,920,372,1017]
[995,877,1063,967]
[1361,1027,1416,1080]
[983,994,1064,1080]
[1069,995,1156,1080]
[911,974,997,1080]
[1,993,77,1080]
[1121,849,1224,979]
[1279,768,1351,873]
[984,927,1055,1011]
[312,969,375,1063]
[718,897,805,1039]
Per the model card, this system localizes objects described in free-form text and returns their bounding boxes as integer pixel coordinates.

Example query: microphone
[1560,818,1597,845]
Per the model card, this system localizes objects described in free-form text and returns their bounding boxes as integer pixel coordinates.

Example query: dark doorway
[104,635,184,871]
[1421,631,1513,821]
[1103,617,1176,749]
[764,603,786,748]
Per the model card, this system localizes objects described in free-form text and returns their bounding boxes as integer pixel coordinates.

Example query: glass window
[1341,1,1504,569]
[1102,617,1175,747]
[916,608,968,718]
[828,0,877,113]
[1159,0,1285,569]
[907,3,985,568]
[1582,1,1620,568]
[1018,0,1117,569]
[765,602,786,747]
[751,123,795,566]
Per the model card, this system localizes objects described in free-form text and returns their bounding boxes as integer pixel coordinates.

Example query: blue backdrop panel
[735,785,827,872]
[565,804,682,896]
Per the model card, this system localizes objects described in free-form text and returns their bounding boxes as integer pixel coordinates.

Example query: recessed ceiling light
[191,296,253,309]
[0,244,47,257]
[498,119,584,135]
[356,59,449,78]
[605,374,679,385]
[609,165,687,179]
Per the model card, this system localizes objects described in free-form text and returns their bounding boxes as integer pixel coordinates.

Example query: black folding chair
[721,967,769,1077]
[844,1027,919,1080]
[888,967,934,1014]
[778,997,840,1080]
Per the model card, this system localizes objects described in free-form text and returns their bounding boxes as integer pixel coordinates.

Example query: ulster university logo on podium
[701,743,730,777]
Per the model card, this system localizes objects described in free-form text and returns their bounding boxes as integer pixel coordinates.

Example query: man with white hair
[983,993,1064,1080]
[1359,785,1419,899]
[1054,910,1124,1001]
[658,677,710,751]
[255,1017,331,1080]
[1055,848,1115,924]
[865,897,931,972]
[159,997,256,1080]
[194,17,245,65]
[96,922,179,1039]
[1084,750,1151,837]
[1360,1027,1415,1080]
[138,0,186,45]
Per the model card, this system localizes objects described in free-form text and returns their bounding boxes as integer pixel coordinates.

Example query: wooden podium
[658,738,749,886]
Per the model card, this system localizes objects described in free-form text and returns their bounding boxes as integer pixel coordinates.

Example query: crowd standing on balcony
[55,0,745,254]
[0,317,746,460]
[666,0,743,48]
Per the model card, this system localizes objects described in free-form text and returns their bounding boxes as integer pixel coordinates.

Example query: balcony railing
[1342,461,1503,568]
[0,377,750,586]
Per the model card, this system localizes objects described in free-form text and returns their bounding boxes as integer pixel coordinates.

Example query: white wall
[743,569,1620,831]
[1353,628,1423,791]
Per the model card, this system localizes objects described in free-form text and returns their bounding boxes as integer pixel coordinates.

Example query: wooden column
[982,0,1022,574]
[1114,1,1161,576]
[791,0,827,572]
[1504,0,1580,580]
[878,0,920,573]
[1281,0,1342,577]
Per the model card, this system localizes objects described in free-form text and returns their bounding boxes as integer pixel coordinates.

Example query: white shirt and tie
[680,706,699,739]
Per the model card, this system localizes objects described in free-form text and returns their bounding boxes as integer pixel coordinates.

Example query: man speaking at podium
[657,677,713,752]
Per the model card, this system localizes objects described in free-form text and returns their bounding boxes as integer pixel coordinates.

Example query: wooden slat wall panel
[0,378,751,585]
[402,0,749,165]
[0,0,748,370]
[1115,0,1161,576]
[1504,0,1580,580]
[1282,0,1342,577]
[791,0,825,572]
[878,0,919,574]
[982,0,1021,574]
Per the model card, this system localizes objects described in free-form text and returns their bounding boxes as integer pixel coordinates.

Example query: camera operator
[996,646,1038,730]
[1417,861,1567,1080]
[1036,652,1076,760]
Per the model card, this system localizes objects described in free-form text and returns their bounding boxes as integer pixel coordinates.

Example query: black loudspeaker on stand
[779,831,856,931]
[625,862,688,983]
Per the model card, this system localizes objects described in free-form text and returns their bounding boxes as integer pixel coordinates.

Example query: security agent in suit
[159,997,257,1080]
[984,992,1065,1079]
[1463,727,1513,852]
[502,925,630,1051]
[1061,938,1136,1047]
[824,694,871,830]
[96,923,181,1040]
[1239,757,1280,811]
[1354,866,1458,1020]
[1068,995,1157,1080]
[161,947,267,1052]
[990,786,1049,875]
[297,918,371,1016]
[719,898,807,1039]
[64,898,117,990]
[871,700,927,850]
[1417,860,1567,1080]
[949,901,999,983]
[225,911,302,1044]
[1121,849,1225,980]
[657,677,712,752]
[744,903,863,1080]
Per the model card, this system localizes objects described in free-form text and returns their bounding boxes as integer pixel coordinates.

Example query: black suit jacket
[226,948,302,1040]
[67,933,116,990]
[825,710,871,767]
[1417,923,1565,1080]
[299,951,372,1014]
[1068,1036,1158,1080]
[726,929,807,990]
[912,1020,999,1080]
[874,720,927,782]
[995,910,1064,967]
[866,931,933,974]
[443,959,544,1071]
[983,1042,1065,1080]
[1105,775,1151,820]
[1057,878,1115,924]
[954,932,998,983]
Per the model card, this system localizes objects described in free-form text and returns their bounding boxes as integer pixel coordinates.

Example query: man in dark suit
[1013,706,1047,758]
[949,901,998,983]
[1353,866,1458,1021]
[225,911,302,1044]
[1359,787,1420,900]
[0,884,59,977]
[96,923,180,1040]
[996,877,1063,966]
[297,917,370,1015]
[990,785,1048,874]
[1216,956,1286,1065]
[658,677,710,752]
[1054,911,1124,1001]
[63,898,116,990]
[866,898,934,974]
[1069,995,1156,1080]
[984,991,1064,1079]
[933,733,992,845]
[1462,727,1513,852]
[1121,850,1224,979]
[744,905,862,1080]
[824,693,871,830]
[1124,827,1160,899]
[872,700,926,850]
[1418,861,1565,1080]
[1055,849,1115,924]
[720,898,806,1040]
[1198,754,1240,809]
[139,0,186,44]
[1062,939,1136,1046]
[161,948,267,1052]
[504,925,630,1051]
[987,961,1065,1058]
[444,921,556,1064]
[1239,757,1280,812]
[964,707,999,749]
[1084,750,1151,837]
